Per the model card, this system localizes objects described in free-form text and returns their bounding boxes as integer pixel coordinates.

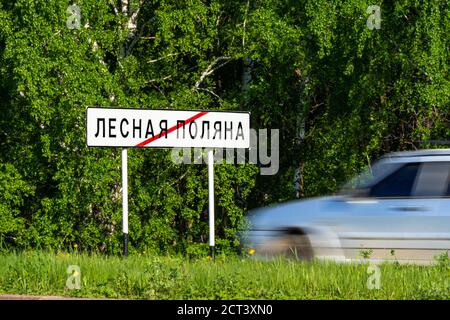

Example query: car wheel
[281,233,313,261]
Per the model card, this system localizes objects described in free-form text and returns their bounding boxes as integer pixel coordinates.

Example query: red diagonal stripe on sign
[135,111,209,147]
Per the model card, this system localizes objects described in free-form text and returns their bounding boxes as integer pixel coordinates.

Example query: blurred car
[243,149,450,264]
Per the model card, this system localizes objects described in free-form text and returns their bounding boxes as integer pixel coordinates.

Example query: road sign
[86,107,250,258]
[86,107,250,149]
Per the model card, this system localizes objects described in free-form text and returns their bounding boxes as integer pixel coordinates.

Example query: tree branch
[242,0,250,48]
[194,56,231,88]
[121,0,128,15]
[148,53,180,64]
[147,75,173,83]
[196,88,222,100]
[126,20,147,56]
[110,0,119,15]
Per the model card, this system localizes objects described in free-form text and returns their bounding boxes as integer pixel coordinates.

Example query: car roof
[383,149,450,158]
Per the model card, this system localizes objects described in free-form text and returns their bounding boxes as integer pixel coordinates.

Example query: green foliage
[434,251,450,271]
[0,0,258,253]
[0,164,34,248]
[0,1,449,253]
[359,249,374,260]
[245,0,450,203]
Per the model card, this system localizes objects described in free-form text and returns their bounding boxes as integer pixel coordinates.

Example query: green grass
[0,250,449,299]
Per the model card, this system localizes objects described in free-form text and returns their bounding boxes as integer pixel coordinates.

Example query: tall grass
[0,250,448,299]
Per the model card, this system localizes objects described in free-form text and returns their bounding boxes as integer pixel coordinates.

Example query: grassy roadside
[0,251,449,299]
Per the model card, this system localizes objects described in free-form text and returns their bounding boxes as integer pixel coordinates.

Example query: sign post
[208,149,215,258]
[122,148,128,257]
[86,108,250,258]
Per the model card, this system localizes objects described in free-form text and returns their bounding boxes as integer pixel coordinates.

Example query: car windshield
[339,159,401,194]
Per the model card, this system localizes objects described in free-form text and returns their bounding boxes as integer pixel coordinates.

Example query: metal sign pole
[208,149,215,259]
[122,148,129,257]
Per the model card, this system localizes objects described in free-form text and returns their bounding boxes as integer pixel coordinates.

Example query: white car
[243,149,450,264]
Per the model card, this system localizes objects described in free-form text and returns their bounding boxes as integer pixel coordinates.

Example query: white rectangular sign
[86,107,250,148]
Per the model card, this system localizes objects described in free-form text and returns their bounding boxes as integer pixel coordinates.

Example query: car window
[340,160,401,193]
[413,162,450,197]
[369,163,420,198]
